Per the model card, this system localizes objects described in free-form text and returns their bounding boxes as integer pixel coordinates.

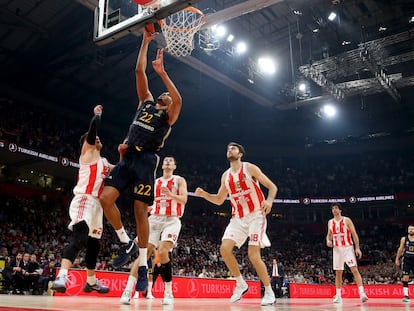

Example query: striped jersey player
[326,203,368,303]
[195,142,278,306]
[52,105,114,294]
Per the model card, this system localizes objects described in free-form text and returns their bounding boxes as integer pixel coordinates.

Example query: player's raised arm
[135,29,158,106]
[152,48,182,126]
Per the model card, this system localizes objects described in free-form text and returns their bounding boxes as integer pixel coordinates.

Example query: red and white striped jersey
[330,217,353,247]
[224,162,265,218]
[73,157,110,197]
[151,175,185,217]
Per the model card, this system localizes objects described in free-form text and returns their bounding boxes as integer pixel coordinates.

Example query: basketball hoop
[159,6,205,57]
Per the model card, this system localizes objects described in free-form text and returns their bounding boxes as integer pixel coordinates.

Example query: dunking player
[395,224,414,302]
[195,142,278,306]
[326,203,368,303]
[52,105,113,294]
[120,156,188,305]
[99,27,183,292]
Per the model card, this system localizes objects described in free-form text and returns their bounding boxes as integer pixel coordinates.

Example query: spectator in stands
[26,254,41,294]
[198,268,208,278]
[38,259,56,295]
[269,258,284,298]
[7,252,24,294]
[41,253,55,268]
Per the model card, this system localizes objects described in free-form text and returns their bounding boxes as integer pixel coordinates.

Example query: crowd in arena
[0,190,408,295]
[0,97,413,295]
[1,97,413,196]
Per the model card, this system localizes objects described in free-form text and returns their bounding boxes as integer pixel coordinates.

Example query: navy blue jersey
[126,101,171,152]
[403,235,414,259]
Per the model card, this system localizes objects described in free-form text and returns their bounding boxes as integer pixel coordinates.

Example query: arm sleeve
[86,114,101,145]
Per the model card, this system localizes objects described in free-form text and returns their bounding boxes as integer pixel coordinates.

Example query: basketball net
[160,7,205,57]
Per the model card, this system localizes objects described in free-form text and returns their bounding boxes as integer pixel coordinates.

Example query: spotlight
[328,12,337,21]
[235,41,247,54]
[298,83,307,92]
[226,34,234,42]
[213,25,226,38]
[322,104,337,118]
[258,57,276,75]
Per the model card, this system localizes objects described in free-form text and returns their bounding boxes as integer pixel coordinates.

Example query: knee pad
[85,237,100,269]
[161,261,172,283]
[63,221,89,262]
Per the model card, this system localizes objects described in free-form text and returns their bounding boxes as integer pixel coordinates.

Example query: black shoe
[83,280,110,294]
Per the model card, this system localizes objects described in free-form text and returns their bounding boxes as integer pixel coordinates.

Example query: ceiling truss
[299,30,414,104]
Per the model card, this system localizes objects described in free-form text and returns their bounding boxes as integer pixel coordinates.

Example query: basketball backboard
[94,0,204,45]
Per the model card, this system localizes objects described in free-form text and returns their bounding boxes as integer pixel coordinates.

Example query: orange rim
[159,6,205,33]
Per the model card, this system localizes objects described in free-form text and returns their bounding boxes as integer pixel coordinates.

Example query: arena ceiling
[1,0,414,156]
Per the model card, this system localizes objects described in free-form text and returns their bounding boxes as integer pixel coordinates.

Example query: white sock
[87,275,96,285]
[148,281,153,291]
[164,281,172,295]
[264,285,273,295]
[116,227,130,243]
[125,275,137,292]
[235,275,245,285]
[139,248,148,266]
[336,288,341,297]
[358,286,365,295]
[58,269,68,278]
[403,287,409,296]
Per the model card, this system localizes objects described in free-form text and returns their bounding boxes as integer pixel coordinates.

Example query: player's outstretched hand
[94,104,103,116]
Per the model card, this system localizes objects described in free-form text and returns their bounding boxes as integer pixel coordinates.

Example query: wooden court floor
[0,295,411,311]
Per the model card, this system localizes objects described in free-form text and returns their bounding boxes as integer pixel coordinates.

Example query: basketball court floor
[0,295,410,311]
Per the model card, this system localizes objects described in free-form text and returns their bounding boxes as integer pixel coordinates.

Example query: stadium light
[212,25,226,38]
[257,57,276,75]
[322,104,337,118]
[328,12,337,21]
[235,41,247,54]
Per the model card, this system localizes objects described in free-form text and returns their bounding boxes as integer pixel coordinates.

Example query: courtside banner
[289,284,414,298]
[53,269,261,298]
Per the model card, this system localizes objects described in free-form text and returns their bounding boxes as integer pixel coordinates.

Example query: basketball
[144,22,161,34]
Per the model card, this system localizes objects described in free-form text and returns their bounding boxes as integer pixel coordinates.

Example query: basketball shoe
[113,240,137,268]
[230,282,249,303]
[83,280,110,293]
[51,275,68,293]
